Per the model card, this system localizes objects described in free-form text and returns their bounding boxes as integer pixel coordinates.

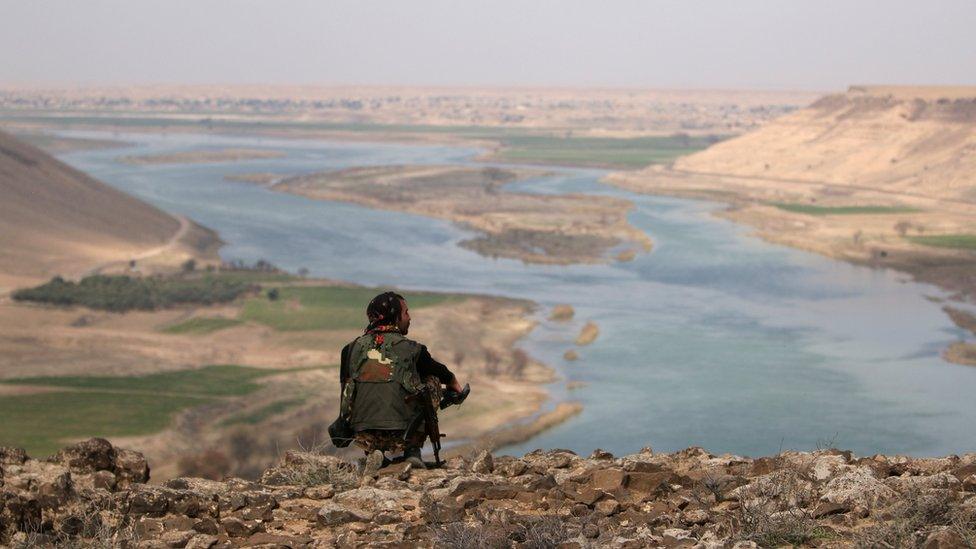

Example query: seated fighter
[337,291,466,469]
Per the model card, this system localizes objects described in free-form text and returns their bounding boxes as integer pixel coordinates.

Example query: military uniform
[339,330,454,454]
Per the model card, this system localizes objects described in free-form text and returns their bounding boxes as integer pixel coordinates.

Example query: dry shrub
[692,470,736,505]
[516,515,571,549]
[733,468,828,547]
[278,451,359,490]
[855,489,976,549]
[14,500,141,549]
[431,514,570,549]
[431,521,510,549]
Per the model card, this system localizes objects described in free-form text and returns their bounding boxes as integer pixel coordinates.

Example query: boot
[362,450,384,477]
[403,447,427,470]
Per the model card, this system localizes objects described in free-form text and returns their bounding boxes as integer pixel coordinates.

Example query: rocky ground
[3,439,976,548]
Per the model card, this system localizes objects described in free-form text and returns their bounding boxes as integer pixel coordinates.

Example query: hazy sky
[2,0,974,91]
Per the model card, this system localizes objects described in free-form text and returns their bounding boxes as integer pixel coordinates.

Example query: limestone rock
[0,447,28,465]
[50,438,115,474]
[115,448,151,486]
[472,450,494,474]
[317,501,373,526]
[821,467,897,509]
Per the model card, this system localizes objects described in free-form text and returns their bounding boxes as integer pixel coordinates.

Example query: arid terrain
[270,165,651,264]
[4,437,976,547]
[0,129,219,294]
[607,86,976,365]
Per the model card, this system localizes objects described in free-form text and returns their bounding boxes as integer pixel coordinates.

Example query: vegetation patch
[770,203,922,216]
[0,365,320,455]
[459,229,618,264]
[240,285,459,331]
[162,316,243,335]
[12,274,256,312]
[220,398,306,426]
[491,134,724,169]
[2,364,297,397]
[907,234,976,250]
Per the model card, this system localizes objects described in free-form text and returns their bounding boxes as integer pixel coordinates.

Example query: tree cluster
[12,274,257,312]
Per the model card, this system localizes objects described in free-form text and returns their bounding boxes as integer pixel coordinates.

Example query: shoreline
[603,167,976,366]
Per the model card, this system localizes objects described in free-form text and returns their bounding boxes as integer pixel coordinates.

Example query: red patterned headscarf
[365,291,405,340]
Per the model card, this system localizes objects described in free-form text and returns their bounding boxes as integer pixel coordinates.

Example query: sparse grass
[854,488,975,548]
[431,515,571,549]
[907,234,976,250]
[195,270,297,284]
[219,397,306,426]
[240,285,459,331]
[770,203,922,216]
[162,316,243,334]
[0,365,320,455]
[277,451,360,489]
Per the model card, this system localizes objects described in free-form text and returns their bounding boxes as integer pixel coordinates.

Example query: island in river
[258,165,651,265]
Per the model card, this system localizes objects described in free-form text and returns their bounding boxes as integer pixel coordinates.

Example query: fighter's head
[366,291,409,335]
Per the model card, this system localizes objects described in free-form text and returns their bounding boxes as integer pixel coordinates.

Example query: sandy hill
[672,86,976,201]
[0,130,215,292]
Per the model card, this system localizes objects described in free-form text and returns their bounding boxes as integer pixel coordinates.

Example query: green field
[240,285,459,331]
[0,365,315,455]
[770,203,922,216]
[907,234,976,250]
[0,392,209,457]
[490,135,723,169]
[163,317,243,335]
[3,364,296,396]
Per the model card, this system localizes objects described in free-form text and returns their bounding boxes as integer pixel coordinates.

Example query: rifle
[404,383,470,467]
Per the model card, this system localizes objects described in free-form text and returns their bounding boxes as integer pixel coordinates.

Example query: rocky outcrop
[2,440,976,547]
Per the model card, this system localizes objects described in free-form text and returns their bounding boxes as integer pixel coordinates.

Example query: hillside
[0,130,218,292]
[671,86,976,201]
[2,438,975,547]
[607,87,976,365]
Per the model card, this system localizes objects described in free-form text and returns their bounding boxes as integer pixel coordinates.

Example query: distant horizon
[3,1,974,90]
[1,81,838,93]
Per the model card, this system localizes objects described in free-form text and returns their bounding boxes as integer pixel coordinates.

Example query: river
[56,130,976,458]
